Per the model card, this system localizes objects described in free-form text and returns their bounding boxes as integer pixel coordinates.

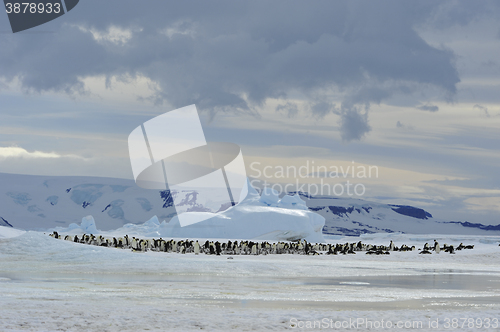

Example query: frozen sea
[1,229,500,331]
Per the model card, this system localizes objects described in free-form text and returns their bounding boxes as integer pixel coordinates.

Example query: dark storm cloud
[425,0,500,30]
[338,106,371,141]
[310,102,337,119]
[0,0,476,140]
[396,121,414,130]
[416,104,439,112]
[473,104,490,117]
[276,102,299,118]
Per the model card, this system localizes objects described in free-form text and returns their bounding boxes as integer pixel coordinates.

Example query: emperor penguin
[215,242,221,255]
[434,240,440,253]
[131,237,138,251]
[139,239,147,252]
[389,240,395,251]
[251,244,257,255]
[297,242,303,253]
[194,240,200,255]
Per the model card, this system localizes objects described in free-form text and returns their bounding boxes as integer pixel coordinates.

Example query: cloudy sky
[1,0,499,224]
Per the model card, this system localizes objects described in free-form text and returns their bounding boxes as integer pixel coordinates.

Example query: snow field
[1,229,500,331]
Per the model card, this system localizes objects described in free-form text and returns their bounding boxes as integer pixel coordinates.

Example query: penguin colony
[48,232,476,256]
[417,240,475,255]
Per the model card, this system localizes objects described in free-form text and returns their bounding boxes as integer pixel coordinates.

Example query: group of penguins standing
[48,231,474,256]
[418,240,474,254]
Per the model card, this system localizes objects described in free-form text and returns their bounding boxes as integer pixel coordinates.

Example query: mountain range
[1,172,498,236]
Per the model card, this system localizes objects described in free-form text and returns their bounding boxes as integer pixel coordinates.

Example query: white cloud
[160,20,197,40]
[465,196,500,212]
[0,147,132,179]
[0,147,85,160]
[76,25,137,45]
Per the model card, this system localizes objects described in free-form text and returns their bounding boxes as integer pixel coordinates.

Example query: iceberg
[52,180,326,243]
[159,180,325,242]
[61,215,98,234]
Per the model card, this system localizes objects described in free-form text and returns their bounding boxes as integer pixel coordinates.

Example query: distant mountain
[0,173,177,230]
[291,192,500,236]
[0,216,13,227]
[0,173,498,235]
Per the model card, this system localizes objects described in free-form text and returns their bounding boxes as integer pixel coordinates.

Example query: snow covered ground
[1,226,500,331]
